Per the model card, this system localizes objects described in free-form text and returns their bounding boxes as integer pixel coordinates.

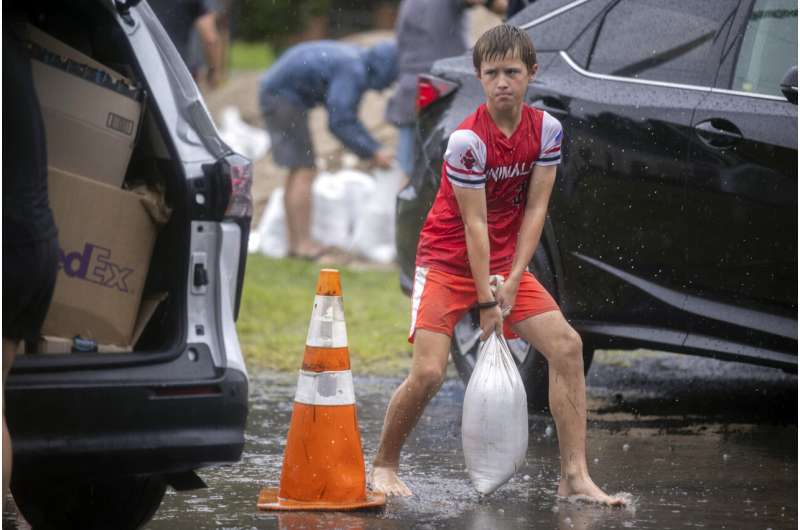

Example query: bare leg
[3,338,19,497]
[371,330,451,496]
[513,312,625,506]
[283,166,324,258]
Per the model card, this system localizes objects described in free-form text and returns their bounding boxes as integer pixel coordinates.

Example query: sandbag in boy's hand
[461,333,529,495]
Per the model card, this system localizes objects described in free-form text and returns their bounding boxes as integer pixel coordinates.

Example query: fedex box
[25,24,143,188]
[42,168,158,347]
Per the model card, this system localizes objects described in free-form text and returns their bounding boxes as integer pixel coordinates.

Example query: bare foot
[289,242,327,261]
[557,475,626,507]
[369,466,412,497]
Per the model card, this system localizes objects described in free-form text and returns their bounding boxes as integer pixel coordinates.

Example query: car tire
[450,246,594,413]
[11,474,166,530]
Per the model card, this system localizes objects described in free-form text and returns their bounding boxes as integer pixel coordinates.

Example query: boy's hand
[495,278,519,318]
[479,304,503,340]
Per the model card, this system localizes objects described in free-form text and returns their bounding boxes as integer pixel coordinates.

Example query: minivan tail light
[416,74,459,114]
[221,153,253,219]
[199,153,253,220]
[225,155,253,217]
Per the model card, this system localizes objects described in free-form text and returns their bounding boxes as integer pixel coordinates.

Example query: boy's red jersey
[415,103,562,277]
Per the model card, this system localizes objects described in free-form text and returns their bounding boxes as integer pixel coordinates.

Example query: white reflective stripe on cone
[306,295,348,348]
[294,370,355,406]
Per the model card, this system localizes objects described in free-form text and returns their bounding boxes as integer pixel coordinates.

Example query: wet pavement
[5,350,797,529]
[146,350,796,530]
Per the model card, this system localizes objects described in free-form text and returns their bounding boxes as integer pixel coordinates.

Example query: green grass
[229,41,276,71]
[236,256,413,375]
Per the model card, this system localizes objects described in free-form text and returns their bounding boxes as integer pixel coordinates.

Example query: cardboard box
[35,294,166,354]
[25,24,143,188]
[41,168,159,347]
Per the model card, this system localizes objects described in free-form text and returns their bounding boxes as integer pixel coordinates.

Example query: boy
[370,24,624,506]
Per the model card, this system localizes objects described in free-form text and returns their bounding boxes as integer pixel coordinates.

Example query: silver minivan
[6,1,251,528]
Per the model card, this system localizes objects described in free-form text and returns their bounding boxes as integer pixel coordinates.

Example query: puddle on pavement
[3,352,796,529]
[146,352,795,530]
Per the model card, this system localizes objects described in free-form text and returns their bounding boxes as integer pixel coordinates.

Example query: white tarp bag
[218,106,271,162]
[249,188,288,257]
[461,332,529,495]
[350,165,404,264]
[249,170,375,257]
[309,171,352,250]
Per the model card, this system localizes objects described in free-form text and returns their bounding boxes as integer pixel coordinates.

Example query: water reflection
[464,499,635,530]
[271,511,392,530]
[122,360,800,529]
[2,353,795,529]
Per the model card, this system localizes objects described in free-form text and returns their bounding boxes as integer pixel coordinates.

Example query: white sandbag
[311,170,374,250]
[218,106,271,161]
[249,170,376,258]
[350,165,404,263]
[337,168,377,235]
[249,188,288,257]
[461,332,528,495]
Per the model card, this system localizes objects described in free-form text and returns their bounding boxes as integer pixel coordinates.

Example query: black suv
[396,0,797,410]
[5,1,251,528]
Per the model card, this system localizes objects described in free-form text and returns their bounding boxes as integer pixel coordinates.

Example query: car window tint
[586,0,738,86]
[567,6,611,68]
[732,0,798,96]
[517,0,613,52]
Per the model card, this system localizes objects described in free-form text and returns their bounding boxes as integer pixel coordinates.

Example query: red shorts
[408,267,560,343]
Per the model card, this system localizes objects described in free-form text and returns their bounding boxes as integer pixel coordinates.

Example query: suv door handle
[694,119,743,148]
[530,97,568,117]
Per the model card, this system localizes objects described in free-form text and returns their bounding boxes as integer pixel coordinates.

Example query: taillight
[220,153,253,219]
[416,74,459,114]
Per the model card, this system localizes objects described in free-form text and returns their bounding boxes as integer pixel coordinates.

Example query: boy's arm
[498,112,562,311]
[496,164,557,311]
[453,186,504,339]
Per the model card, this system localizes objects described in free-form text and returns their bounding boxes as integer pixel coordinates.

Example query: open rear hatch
[9,0,190,370]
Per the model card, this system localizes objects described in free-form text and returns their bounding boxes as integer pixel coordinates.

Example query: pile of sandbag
[248,165,403,264]
[217,106,271,162]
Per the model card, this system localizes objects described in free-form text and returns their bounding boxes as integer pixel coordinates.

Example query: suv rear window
[583,0,738,86]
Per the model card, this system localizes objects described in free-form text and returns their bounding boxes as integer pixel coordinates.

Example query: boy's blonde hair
[473,24,537,73]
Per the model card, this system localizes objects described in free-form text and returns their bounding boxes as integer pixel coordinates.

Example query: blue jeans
[395,125,415,176]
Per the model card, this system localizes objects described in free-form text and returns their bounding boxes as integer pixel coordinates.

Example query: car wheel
[11,474,166,530]
[450,246,594,413]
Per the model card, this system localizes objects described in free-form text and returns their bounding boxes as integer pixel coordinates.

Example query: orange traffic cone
[258,269,385,511]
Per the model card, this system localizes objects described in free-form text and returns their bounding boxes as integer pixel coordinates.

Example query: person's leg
[371,329,452,496]
[512,311,624,505]
[283,166,324,258]
[262,95,323,259]
[395,124,415,185]
[3,338,19,496]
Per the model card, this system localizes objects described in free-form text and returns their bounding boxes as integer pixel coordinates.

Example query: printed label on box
[58,243,134,293]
